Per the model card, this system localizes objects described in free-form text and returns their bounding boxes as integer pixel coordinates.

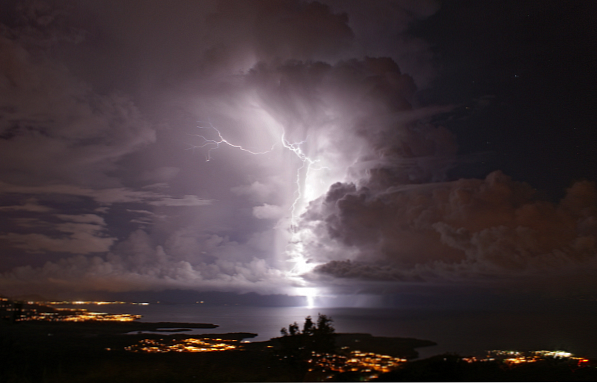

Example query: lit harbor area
[43,300,149,306]
[125,338,240,353]
[21,310,142,322]
[3,297,597,381]
[309,350,407,376]
[303,349,596,381]
[1,297,142,322]
[461,350,593,368]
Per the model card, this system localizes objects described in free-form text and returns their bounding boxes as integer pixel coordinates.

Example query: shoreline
[1,320,434,358]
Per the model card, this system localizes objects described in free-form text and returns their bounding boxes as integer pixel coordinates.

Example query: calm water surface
[90,303,597,359]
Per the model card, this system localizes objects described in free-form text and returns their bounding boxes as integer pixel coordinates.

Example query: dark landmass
[0,320,433,382]
[335,333,437,359]
[373,353,597,382]
[5,321,217,336]
[2,320,596,382]
[250,332,435,359]
[1,321,266,382]
[10,293,51,302]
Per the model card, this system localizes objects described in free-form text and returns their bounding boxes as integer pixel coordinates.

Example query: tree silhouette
[278,313,336,370]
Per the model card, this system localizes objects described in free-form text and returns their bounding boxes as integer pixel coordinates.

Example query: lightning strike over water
[191,120,329,302]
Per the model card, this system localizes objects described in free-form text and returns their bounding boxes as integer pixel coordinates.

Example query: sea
[77,301,597,360]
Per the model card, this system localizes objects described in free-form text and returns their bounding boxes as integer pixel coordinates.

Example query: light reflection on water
[102,304,597,359]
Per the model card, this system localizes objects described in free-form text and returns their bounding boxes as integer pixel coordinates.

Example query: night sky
[1,0,596,303]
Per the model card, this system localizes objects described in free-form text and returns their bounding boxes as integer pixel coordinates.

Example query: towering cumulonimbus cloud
[0,0,383,296]
[301,171,597,294]
[1,0,595,299]
[243,56,432,186]
[237,57,460,279]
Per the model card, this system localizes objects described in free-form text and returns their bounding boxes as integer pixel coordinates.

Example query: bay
[89,302,597,360]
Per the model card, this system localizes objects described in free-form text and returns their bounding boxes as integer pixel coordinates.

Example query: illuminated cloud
[253,204,285,220]
[0,199,53,213]
[0,182,211,207]
[303,172,597,294]
[138,167,181,183]
[0,214,116,254]
[147,195,211,207]
[0,32,155,187]
[231,180,278,202]
[0,229,292,296]
[0,0,594,300]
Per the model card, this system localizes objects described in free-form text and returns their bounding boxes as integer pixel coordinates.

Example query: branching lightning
[279,132,323,229]
[189,121,278,161]
[190,120,327,279]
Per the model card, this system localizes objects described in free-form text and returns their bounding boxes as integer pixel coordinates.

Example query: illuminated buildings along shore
[1,297,143,322]
[123,339,595,378]
[124,338,407,377]
[125,338,240,353]
[462,350,592,368]
[21,310,142,322]
[43,301,149,306]
[309,350,407,375]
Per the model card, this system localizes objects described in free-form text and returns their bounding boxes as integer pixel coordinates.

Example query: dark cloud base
[305,171,597,296]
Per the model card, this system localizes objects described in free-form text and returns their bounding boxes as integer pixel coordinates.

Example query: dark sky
[0,0,596,303]
[415,1,597,198]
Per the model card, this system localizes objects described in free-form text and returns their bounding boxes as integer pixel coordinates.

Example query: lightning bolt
[279,132,323,227]
[190,120,326,277]
[189,121,277,161]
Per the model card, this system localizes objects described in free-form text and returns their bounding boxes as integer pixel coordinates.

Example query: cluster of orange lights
[462,350,591,368]
[125,338,240,353]
[42,300,149,306]
[309,350,406,375]
[1,298,147,322]
[17,307,141,322]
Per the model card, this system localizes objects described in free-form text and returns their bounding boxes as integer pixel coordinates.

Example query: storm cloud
[1,0,595,299]
[302,172,597,294]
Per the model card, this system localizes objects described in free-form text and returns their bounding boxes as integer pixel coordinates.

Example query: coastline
[3,319,596,382]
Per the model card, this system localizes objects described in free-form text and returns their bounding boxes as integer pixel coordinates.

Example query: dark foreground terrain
[2,321,596,382]
[0,320,432,382]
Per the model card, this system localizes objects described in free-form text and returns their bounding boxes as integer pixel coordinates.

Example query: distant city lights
[1,297,145,322]
[462,349,592,368]
[308,349,407,376]
[125,338,240,353]
[20,310,141,322]
[43,300,149,306]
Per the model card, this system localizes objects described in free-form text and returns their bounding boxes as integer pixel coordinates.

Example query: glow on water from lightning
[295,287,319,308]
[190,119,333,304]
